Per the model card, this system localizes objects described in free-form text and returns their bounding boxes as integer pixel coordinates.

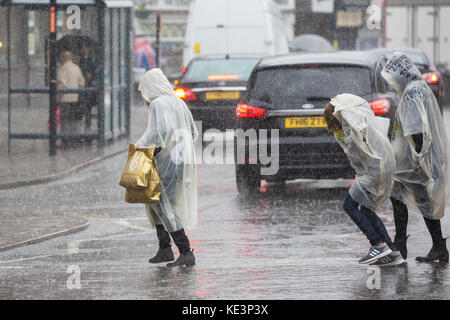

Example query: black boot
[416,217,448,263]
[149,225,174,264]
[149,247,174,263]
[391,197,409,259]
[167,249,196,267]
[416,238,449,263]
[394,234,410,260]
[167,229,195,267]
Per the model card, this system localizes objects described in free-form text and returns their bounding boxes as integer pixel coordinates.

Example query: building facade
[133,0,296,78]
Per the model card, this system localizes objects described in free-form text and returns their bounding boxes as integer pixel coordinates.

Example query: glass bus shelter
[1,0,133,154]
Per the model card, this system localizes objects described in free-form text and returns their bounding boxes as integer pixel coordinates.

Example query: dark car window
[182,58,260,82]
[376,58,388,93]
[250,65,373,107]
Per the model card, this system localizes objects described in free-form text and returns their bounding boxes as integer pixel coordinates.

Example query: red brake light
[175,87,196,101]
[423,72,439,84]
[181,67,187,74]
[369,98,390,115]
[236,103,266,118]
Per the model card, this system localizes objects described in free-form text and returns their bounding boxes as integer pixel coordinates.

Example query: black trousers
[391,197,443,241]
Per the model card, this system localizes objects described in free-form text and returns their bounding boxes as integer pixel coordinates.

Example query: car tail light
[175,87,196,101]
[423,72,439,84]
[236,103,266,118]
[369,98,390,115]
[181,67,187,74]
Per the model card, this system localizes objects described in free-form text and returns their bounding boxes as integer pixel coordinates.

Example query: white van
[183,0,289,67]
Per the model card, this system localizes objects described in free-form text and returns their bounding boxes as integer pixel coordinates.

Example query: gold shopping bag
[119,144,161,203]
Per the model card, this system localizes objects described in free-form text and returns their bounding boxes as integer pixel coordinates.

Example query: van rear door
[226,0,265,54]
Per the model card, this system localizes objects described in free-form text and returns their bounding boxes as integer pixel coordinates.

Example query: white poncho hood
[382,53,449,219]
[381,52,422,95]
[138,68,176,103]
[137,68,199,231]
[330,94,395,210]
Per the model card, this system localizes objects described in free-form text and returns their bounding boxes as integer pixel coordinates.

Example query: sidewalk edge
[0,148,128,190]
[0,222,90,252]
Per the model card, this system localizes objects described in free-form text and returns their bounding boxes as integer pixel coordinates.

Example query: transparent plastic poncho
[331,94,395,211]
[381,53,449,219]
[136,68,199,231]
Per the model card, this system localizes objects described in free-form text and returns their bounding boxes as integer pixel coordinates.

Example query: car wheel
[236,165,260,195]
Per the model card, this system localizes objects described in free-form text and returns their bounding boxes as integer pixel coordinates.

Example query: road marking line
[0,254,55,264]
[114,219,152,232]
[77,231,151,243]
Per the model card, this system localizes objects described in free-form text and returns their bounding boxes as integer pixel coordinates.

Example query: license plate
[205,91,240,100]
[285,116,327,128]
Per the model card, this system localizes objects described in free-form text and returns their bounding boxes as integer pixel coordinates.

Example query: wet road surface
[0,132,449,300]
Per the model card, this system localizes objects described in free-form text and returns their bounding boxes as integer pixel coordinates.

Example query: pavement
[0,103,148,251]
[0,127,449,299]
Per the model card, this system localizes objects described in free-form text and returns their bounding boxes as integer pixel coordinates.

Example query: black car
[234,50,398,194]
[174,54,261,130]
[437,63,450,105]
[370,48,446,112]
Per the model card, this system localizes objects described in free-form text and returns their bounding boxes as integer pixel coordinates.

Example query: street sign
[311,0,334,14]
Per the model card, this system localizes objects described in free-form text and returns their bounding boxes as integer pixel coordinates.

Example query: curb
[0,221,90,252]
[0,148,128,190]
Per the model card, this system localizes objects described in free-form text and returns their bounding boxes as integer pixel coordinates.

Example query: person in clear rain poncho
[381,53,449,263]
[136,68,199,267]
[324,94,404,266]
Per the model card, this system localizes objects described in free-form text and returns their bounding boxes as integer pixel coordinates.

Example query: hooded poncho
[330,94,395,211]
[381,53,449,219]
[136,68,199,231]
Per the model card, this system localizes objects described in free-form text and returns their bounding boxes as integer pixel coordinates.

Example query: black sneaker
[359,245,392,264]
[370,251,406,267]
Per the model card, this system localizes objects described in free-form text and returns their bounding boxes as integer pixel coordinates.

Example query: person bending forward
[324,94,404,266]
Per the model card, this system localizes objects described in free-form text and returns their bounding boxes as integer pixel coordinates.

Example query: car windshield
[250,65,373,107]
[183,58,260,82]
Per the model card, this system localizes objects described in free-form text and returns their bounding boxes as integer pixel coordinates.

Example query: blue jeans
[343,193,395,250]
